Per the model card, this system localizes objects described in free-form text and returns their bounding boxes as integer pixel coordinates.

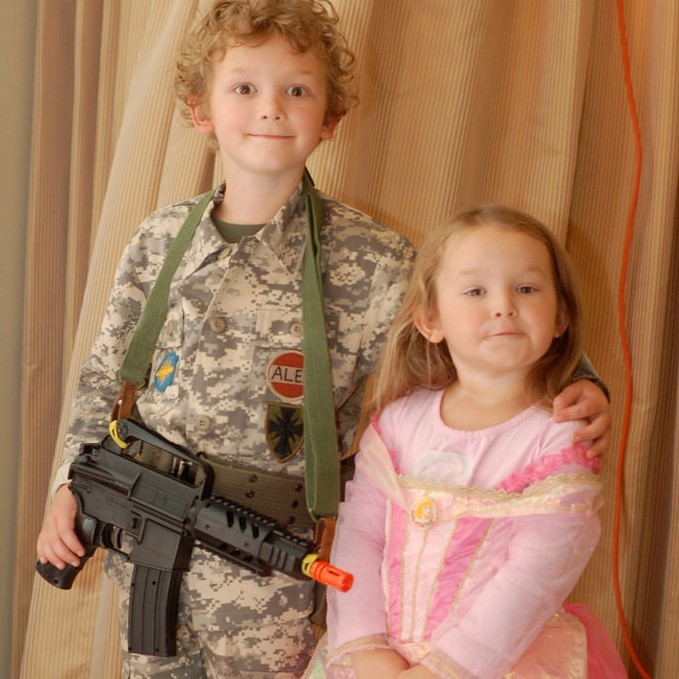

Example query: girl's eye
[234,84,254,95]
[518,285,537,294]
[465,288,484,297]
[287,85,307,97]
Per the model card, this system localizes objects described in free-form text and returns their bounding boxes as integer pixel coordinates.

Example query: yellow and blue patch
[154,351,179,392]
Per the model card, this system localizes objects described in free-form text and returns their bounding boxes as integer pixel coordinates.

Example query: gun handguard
[35,419,352,656]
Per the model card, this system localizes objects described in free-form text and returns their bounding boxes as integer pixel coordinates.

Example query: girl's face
[422,224,565,384]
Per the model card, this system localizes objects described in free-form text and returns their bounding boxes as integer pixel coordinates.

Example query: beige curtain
[13,1,678,677]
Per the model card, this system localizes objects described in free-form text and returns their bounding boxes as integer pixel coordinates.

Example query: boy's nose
[259,94,285,120]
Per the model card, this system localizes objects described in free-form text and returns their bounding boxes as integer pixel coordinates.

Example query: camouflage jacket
[54,183,416,489]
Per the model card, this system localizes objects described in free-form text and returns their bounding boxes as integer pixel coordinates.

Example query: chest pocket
[248,306,339,390]
[249,308,305,402]
[156,301,184,349]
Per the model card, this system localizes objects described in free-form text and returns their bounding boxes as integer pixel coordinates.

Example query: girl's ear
[188,101,214,134]
[413,305,445,344]
[554,306,569,338]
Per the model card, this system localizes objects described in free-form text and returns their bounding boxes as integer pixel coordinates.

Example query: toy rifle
[35,418,352,657]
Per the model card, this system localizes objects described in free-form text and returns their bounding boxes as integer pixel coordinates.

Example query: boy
[37,1,610,677]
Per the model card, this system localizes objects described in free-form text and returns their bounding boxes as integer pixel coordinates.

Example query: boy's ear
[320,116,340,141]
[413,305,445,344]
[188,101,214,134]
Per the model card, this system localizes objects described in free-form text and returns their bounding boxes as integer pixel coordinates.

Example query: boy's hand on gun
[553,380,611,459]
[36,485,84,570]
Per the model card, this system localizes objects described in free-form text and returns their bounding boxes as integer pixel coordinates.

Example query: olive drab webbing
[114,170,341,524]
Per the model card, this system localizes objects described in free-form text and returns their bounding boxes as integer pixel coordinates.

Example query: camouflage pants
[106,547,317,678]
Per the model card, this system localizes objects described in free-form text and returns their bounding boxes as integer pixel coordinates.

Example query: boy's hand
[553,380,611,459]
[36,485,85,569]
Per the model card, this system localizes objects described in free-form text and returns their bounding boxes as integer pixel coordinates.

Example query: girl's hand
[398,665,439,678]
[553,380,611,459]
[350,649,409,679]
[36,485,85,569]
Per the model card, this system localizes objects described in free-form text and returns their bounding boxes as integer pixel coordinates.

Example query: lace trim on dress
[498,443,600,493]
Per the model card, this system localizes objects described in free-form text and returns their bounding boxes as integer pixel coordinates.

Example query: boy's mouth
[249,133,293,140]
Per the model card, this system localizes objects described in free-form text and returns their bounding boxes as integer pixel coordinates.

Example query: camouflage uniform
[53,182,416,678]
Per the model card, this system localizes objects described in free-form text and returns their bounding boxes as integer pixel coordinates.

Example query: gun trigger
[109,420,129,449]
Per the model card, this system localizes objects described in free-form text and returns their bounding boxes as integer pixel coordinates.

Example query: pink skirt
[306,605,627,678]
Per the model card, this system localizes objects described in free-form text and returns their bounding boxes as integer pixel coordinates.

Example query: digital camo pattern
[55,182,415,677]
[112,549,317,678]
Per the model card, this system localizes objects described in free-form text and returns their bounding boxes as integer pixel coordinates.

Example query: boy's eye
[287,85,307,97]
[234,83,254,95]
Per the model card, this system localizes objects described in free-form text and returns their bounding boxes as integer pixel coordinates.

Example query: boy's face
[190,35,336,182]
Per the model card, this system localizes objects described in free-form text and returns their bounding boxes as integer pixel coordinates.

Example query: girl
[317,206,627,678]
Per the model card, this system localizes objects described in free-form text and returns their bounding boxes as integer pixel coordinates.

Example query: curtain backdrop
[12,1,678,677]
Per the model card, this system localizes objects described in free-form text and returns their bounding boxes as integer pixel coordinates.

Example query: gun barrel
[301,554,353,592]
[192,497,312,578]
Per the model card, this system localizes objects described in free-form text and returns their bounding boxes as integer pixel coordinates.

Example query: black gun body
[194,497,312,575]
[35,420,316,657]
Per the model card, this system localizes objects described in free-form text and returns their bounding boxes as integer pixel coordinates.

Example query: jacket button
[209,316,228,333]
[196,415,212,432]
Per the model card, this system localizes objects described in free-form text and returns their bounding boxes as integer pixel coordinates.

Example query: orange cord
[613,1,651,677]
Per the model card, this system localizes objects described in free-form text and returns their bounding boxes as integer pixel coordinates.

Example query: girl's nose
[493,295,517,317]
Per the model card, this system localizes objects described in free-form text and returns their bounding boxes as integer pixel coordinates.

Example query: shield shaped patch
[266,403,304,462]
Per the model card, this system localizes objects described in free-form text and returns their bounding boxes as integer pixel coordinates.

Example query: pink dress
[313,388,627,678]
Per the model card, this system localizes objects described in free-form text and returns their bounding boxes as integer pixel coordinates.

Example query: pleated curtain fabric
[12,1,679,677]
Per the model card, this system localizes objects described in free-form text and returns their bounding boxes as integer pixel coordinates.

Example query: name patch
[267,350,304,402]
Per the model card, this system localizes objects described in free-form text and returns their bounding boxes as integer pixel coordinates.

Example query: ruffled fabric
[498,444,600,493]
[565,603,629,677]
[323,421,626,678]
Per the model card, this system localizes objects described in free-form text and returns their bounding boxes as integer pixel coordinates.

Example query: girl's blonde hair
[175,0,357,126]
[371,205,583,412]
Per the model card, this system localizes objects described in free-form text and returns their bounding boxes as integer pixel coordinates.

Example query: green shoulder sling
[116,171,341,523]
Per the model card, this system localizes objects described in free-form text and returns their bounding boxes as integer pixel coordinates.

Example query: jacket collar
[180,182,308,279]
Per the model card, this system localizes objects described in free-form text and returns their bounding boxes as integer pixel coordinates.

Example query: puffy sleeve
[423,454,602,678]
[325,421,405,661]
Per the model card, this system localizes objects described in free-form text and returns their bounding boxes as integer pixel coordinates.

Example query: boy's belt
[204,455,315,531]
[131,440,315,530]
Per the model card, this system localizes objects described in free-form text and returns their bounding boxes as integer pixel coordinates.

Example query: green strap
[117,174,340,520]
[301,170,340,520]
[118,190,215,386]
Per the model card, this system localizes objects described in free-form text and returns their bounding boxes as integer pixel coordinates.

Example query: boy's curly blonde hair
[175,0,357,125]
